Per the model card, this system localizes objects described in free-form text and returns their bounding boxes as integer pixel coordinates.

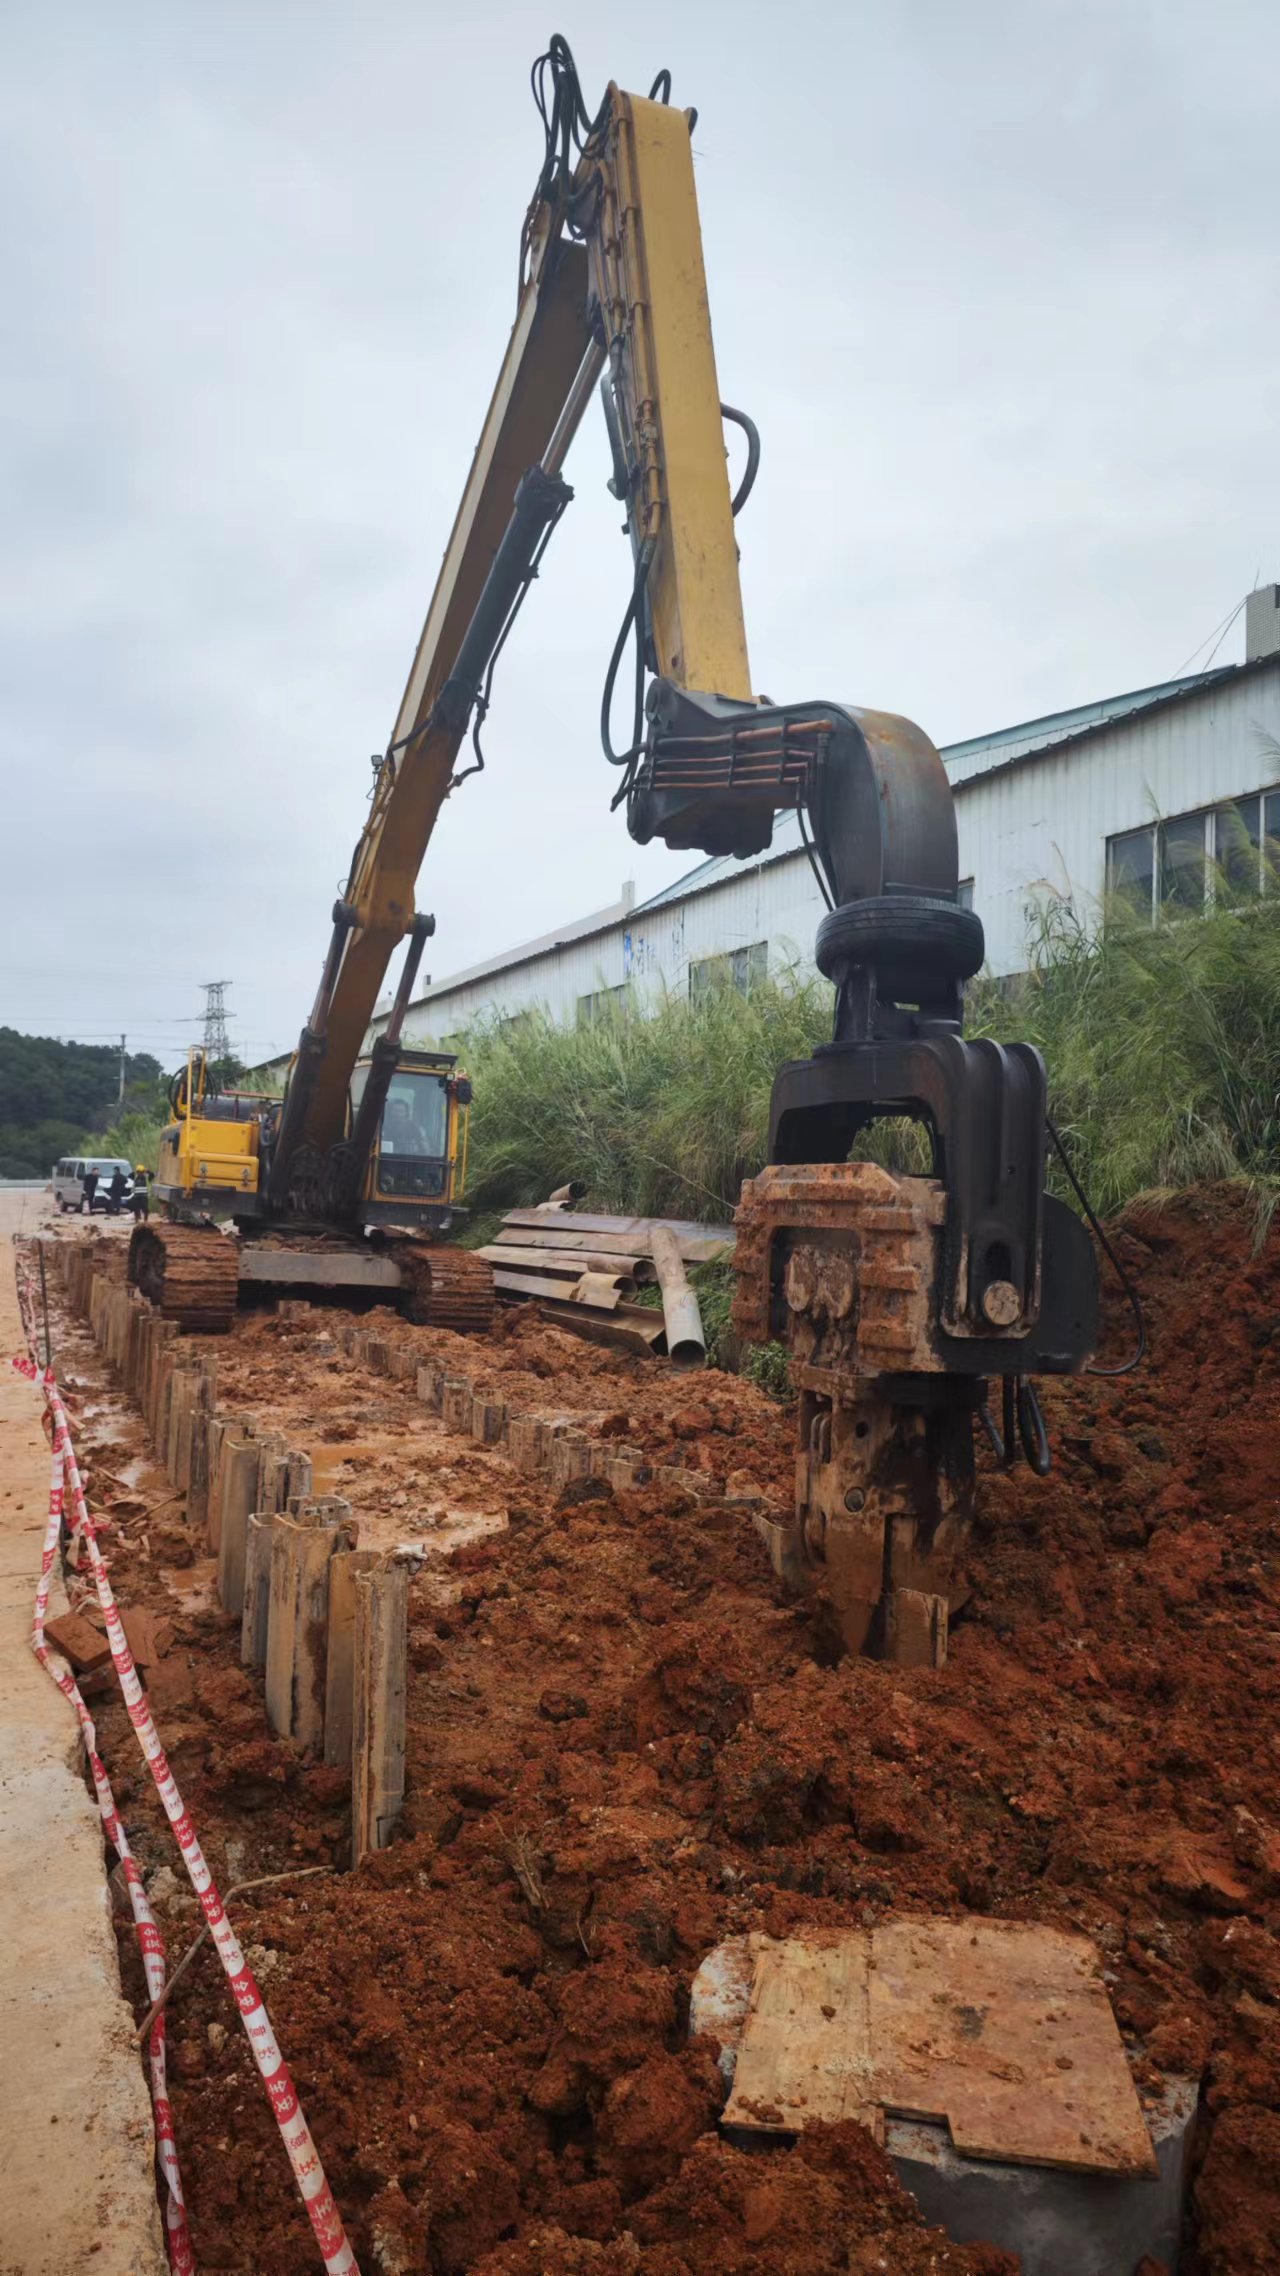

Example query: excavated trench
[40,1188,1280,2275]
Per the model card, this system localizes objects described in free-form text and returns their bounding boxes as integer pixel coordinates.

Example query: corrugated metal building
[372,606,1280,1049]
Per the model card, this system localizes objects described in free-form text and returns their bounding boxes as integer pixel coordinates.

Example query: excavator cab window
[371,1069,450,1198]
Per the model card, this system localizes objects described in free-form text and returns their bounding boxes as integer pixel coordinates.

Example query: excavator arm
[276,67,754,1184]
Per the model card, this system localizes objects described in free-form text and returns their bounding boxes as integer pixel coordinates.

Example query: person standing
[130,1168,150,1223]
[81,1168,98,1213]
[107,1165,128,1215]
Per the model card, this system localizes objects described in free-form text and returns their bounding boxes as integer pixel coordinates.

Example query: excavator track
[399,1244,496,1334]
[127,1223,242,1334]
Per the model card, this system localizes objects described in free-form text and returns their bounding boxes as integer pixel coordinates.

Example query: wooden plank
[352,1564,409,1864]
[498,1211,734,1262]
[323,1548,381,1770]
[868,1917,1157,2177]
[533,1298,667,1356]
[480,1242,651,1281]
[491,1266,627,1310]
[724,1934,880,2139]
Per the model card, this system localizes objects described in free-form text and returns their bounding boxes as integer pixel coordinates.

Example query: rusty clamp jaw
[712,699,1098,1668]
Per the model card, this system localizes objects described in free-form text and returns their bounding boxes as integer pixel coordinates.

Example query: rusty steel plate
[722,1919,1156,2177]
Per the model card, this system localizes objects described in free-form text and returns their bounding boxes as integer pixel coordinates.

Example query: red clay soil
[60,1185,1280,2274]
[261,1300,796,1502]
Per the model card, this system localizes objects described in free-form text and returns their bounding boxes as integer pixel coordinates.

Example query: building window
[1109,826,1156,917]
[1159,809,1210,912]
[957,879,975,912]
[1107,788,1280,920]
[689,940,768,1001]
[577,984,629,1027]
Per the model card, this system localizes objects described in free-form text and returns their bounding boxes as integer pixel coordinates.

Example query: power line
[1173,587,1251,677]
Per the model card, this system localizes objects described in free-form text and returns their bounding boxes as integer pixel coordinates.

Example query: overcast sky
[3,0,1278,1068]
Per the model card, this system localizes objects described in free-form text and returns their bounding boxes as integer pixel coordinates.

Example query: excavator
[131,37,1099,1662]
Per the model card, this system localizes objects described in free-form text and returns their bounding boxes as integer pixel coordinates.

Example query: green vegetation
[968,892,1280,1225]
[0,1030,165,1178]
[66,1052,256,1175]
[76,1106,168,1175]
[452,891,1280,1233]
[457,961,829,1222]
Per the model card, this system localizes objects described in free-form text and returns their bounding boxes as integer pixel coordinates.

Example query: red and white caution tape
[30,1419,195,2274]
[14,1264,359,2276]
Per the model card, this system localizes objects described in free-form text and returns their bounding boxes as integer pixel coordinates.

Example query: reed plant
[458,892,1280,1232]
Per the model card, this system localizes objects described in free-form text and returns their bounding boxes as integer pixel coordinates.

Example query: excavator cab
[353,1047,471,1231]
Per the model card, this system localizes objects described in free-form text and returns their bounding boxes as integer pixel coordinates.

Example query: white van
[52,1157,135,1213]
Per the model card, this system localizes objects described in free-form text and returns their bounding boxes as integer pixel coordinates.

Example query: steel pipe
[650,1225,706,1371]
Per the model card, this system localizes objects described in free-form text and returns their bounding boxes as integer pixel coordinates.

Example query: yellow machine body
[154,1047,469,1230]
[155,1054,264,1200]
[349,1050,472,1227]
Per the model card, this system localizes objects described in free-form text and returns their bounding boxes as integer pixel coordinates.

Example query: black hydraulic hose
[979,1400,1006,1463]
[1001,1375,1017,1470]
[1016,1376,1052,1475]
[720,402,761,517]
[1045,1115,1147,1377]
[797,801,834,910]
[601,539,655,769]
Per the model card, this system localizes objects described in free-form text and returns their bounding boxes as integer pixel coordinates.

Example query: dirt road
[0,1189,165,2276]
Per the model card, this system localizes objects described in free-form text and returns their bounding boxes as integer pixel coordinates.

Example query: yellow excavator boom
[282,78,752,1165]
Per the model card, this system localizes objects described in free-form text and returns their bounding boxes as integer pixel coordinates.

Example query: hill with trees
[0,1029,165,1178]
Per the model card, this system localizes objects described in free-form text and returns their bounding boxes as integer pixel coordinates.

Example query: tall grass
[459,961,830,1222]
[456,895,1280,1226]
[969,892,1280,1219]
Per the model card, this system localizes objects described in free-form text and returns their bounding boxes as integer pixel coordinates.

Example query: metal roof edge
[948,656,1279,796]
[941,668,1220,763]
[374,893,637,1022]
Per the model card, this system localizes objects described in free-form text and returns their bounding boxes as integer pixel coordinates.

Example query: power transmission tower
[201,981,233,1064]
